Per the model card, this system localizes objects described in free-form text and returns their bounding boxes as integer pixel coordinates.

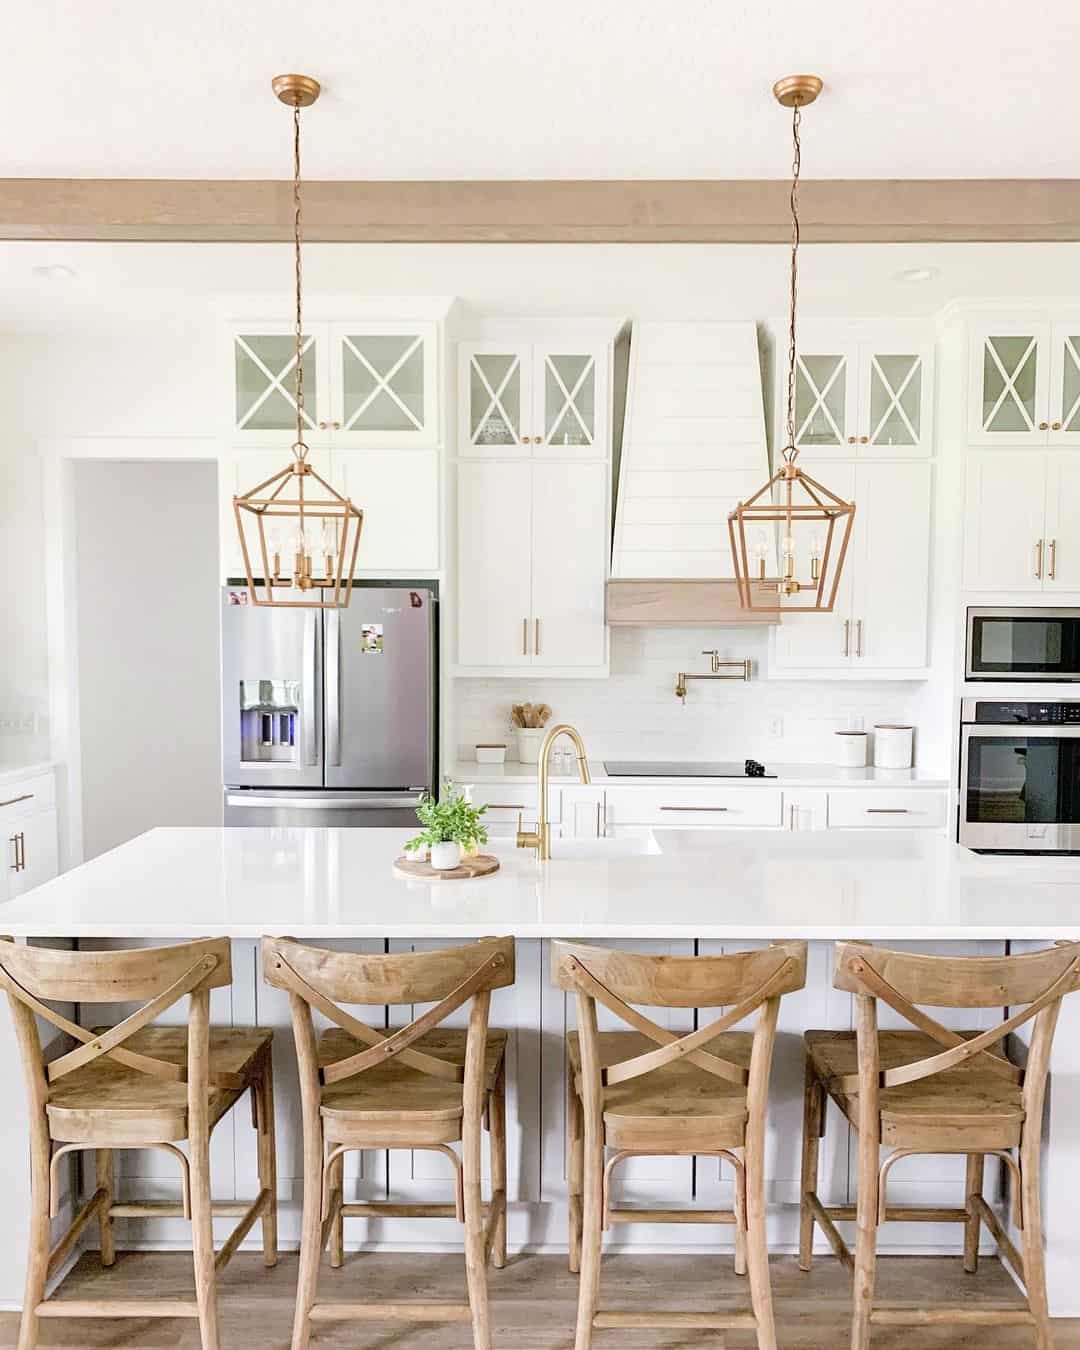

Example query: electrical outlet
[0,716,35,735]
[769,717,784,738]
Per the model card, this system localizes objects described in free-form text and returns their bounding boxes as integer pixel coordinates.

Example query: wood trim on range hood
[2,178,1080,242]
[606,579,780,627]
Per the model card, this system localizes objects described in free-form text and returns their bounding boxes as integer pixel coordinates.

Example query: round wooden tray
[392,853,501,881]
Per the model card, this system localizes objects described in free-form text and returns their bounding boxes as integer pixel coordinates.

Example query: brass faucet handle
[515,812,541,851]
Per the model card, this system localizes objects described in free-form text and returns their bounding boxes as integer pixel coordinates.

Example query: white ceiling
[2,240,1078,332]
[7,0,1077,180]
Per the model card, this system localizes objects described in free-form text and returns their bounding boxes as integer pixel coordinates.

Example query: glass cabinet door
[331,324,437,445]
[791,350,857,453]
[970,326,1051,444]
[534,347,604,455]
[233,332,321,440]
[860,350,929,455]
[1049,325,1080,445]
[459,346,531,455]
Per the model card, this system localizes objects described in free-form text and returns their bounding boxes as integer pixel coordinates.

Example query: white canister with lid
[833,730,869,768]
[873,724,914,770]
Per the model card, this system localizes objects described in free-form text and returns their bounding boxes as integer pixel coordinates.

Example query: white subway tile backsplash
[454,628,926,766]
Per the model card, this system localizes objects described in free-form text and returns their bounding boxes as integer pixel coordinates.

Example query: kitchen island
[3,826,1080,1316]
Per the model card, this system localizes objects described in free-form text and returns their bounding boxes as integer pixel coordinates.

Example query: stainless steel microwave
[966,607,1080,682]
[960,699,1080,852]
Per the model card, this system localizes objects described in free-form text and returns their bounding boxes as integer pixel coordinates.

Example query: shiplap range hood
[608,321,778,626]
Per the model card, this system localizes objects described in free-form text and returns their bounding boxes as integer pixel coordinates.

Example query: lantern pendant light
[233,74,363,608]
[728,75,855,613]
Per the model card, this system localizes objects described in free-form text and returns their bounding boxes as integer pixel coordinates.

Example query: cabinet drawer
[0,771,56,824]
[468,784,550,824]
[827,789,945,830]
[604,785,783,828]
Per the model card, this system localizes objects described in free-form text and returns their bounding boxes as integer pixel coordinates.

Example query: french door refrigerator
[221,584,436,827]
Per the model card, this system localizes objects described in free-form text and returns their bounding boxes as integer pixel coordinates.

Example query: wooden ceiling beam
[1,178,1079,243]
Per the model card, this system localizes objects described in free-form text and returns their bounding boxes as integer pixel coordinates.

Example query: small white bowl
[475,744,507,764]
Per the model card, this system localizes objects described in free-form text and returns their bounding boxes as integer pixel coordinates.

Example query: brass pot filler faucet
[675,650,752,703]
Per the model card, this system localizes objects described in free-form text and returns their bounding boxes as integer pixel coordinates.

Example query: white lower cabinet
[456,459,609,675]
[782,789,828,832]
[827,788,946,830]
[772,460,932,676]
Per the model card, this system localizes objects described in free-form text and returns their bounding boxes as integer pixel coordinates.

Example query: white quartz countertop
[449,760,948,789]
[3,826,1079,941]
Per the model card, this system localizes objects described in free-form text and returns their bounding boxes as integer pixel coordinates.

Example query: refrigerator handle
[302,611,318,766]
[326,609,341,766]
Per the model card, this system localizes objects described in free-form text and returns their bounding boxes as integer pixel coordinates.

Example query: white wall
[72,459,221,857]
[456,626,928,767]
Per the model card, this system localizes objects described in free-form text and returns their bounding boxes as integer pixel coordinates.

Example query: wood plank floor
[4,1250,1080,1347]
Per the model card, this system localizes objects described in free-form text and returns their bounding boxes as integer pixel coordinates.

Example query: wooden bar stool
[263,934,514,1350]
[800,940,1080,1349]
[0,936,277,1350]
[554,939,808,1350]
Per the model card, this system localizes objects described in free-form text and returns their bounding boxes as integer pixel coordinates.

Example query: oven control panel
[965,700,1080,725]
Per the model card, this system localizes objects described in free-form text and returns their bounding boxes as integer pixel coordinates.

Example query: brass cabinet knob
[1039,422,1050,430]
[859,435,869,444]
[522,435,531,444]
[534,435,543,444]
[318,421,329,430]
[847,435,857,444]
[1052,422,1063,431]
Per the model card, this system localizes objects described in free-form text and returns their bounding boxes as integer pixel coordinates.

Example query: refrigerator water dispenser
[238,679,300,763]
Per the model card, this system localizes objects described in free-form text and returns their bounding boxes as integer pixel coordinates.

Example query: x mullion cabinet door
[329,322,438,447]
[229,322,330,446]
[788,343,860,460]
[1048,322,1080,447]
[968,321,1052,445]
[459,343,533,457]
[857,343,932,456]
[532,344,607,458]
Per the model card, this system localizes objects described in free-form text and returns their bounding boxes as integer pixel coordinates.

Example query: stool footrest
[310,1302,472,1323]
[594,1309,758,1330]
[36,1299,199,1319]
[871,1305,1036,1327]
[608,1207,736,1225]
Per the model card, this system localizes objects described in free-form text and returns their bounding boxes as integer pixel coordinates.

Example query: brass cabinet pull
[842,619,851,657]
[856,618,864,658]
[487,803,527,810]
[865,808,910,814]
[660,805,729,812]
[9,832,25,872]
[1049,539,1058,580]
[595,802,603,838]
[535,618,541,656]
[1036,539,1044,579]
[522,618,529,656]
[0,793,33,809]
[789,804,797,831]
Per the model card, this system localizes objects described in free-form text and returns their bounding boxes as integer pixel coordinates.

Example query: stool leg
[573,1135,602,1350]
[963,1153,984,1275]
[850,1121,878,1350]
[328,1150,345,1270]
[463,996,492,1350]
[1020,1137,1053,1350]
[489,1060,508,1269]
[96,1148,116,1267]
[799,1059,823,1272]
[733,1148,747,1278]
[16,1130,50,1350]
[745,1112,777,1350]
[567,1059,583,1275]
[255,1057,278,1268]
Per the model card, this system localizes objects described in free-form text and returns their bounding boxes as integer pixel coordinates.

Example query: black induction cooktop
[603,760,775,779]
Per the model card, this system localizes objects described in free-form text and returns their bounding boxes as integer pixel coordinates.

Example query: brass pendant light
[233,74,363,607]
[728,75,855,613]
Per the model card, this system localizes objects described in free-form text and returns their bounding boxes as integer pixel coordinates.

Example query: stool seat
[568,1029,752,1151]
[318,1026,508,1145]
[805,1028,1024,1150]
[46,1026,274,1145]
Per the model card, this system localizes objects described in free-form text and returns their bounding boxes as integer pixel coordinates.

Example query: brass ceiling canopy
[233,74,364,608]
[728,74,856,614]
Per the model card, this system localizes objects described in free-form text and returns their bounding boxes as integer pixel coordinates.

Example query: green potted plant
[405,782,488,870]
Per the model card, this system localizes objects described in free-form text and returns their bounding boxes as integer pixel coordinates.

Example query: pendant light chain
[292,99,306,461]
[782,101,802,464]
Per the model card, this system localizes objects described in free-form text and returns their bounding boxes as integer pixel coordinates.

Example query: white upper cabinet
[459,341,606,458]
[772,461,932,676]
[530,461,607,667]
[790,329,933,459]
[228,320,439,447]
[968,318,1080,446]
[456,460,534,668]
[964,450,1080,593]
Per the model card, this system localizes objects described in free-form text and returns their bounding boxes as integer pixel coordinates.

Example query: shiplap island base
[3,826,1080,1320]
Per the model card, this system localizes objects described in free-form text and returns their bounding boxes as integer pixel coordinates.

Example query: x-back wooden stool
[554,939,808,1350]
[0,936,277,1350]
[263,934,514,1350]
[800,940,1080,1350]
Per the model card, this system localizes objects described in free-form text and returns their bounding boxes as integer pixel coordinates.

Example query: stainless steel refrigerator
[221,583,436,827]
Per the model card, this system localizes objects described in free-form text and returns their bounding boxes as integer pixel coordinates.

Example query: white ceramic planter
[430,841,463,870]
